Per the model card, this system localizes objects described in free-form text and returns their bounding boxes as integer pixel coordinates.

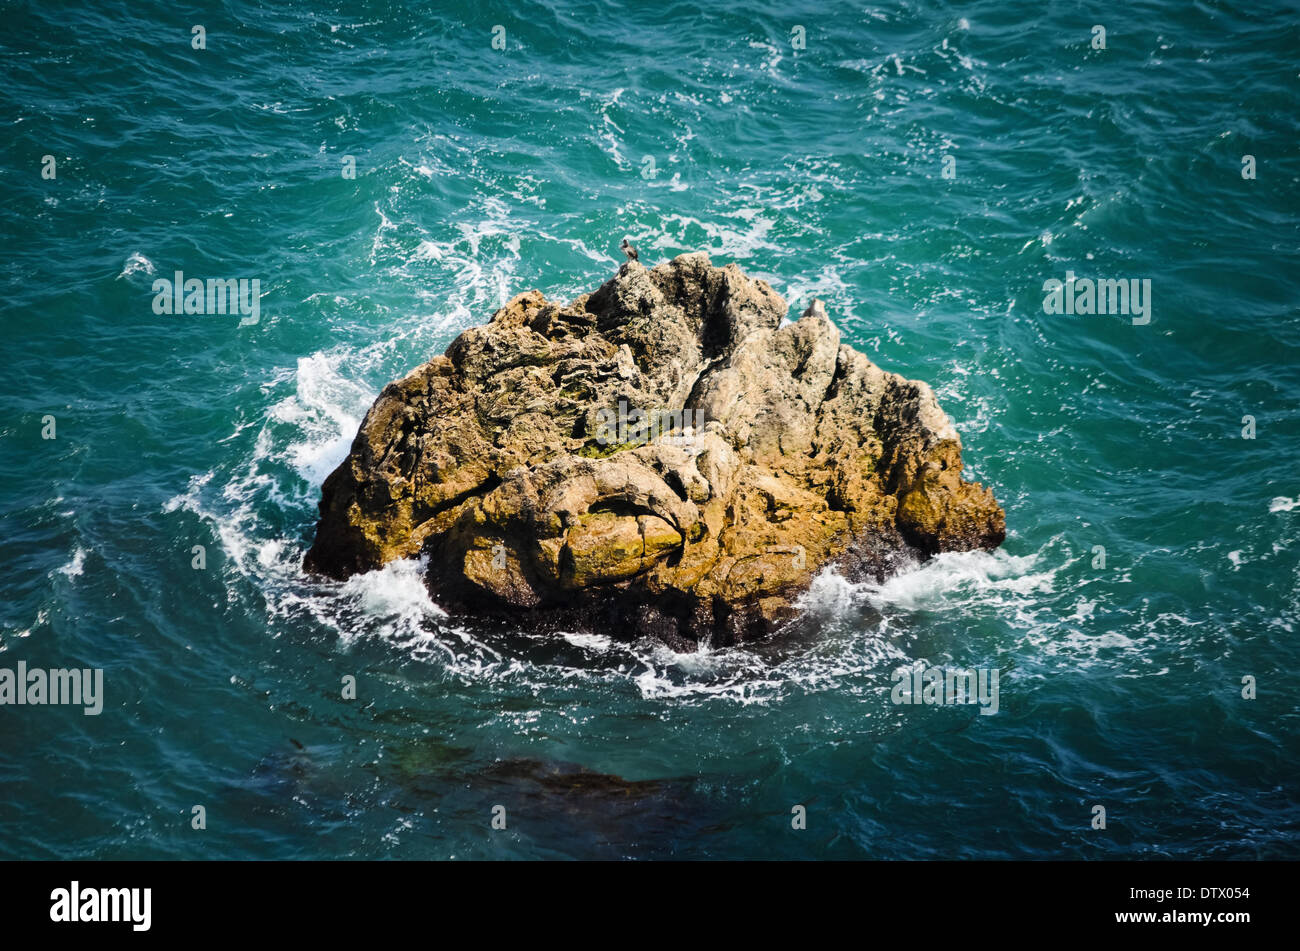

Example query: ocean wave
[116,252,155,279]
[56,546,87,579]
[856,546,1061,613]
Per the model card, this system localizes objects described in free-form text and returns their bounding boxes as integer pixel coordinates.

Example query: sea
[1,0,1298,859]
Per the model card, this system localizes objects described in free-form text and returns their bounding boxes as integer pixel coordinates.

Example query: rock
[304,253,1005,648]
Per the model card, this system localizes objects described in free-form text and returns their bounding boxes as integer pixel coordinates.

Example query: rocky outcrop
[304,253,1004,649]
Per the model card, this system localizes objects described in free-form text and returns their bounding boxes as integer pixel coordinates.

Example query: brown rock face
[304,253,1005,648]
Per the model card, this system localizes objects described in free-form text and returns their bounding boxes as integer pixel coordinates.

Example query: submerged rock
[304,253,1004,648]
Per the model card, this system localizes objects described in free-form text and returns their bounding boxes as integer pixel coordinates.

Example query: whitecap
[117,252,155,279]
[57,546,87,579]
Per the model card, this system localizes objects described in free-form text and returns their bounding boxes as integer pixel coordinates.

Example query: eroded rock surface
[304,253,1004,648]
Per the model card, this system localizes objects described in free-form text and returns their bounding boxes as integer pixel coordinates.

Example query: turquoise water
[2,0,1298,859]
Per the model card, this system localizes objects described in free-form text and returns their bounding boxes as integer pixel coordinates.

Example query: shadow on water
[222,585,906,858]
[411,754,730,859]
[233,737,736,859]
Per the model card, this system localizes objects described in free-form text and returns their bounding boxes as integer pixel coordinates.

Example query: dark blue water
[2,0,1298,858]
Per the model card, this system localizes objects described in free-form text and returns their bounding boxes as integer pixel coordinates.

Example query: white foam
[57,546,87,579]
[748,40,783,72]
[796,567,873,616]
[1066,598,1097,621]
[117,252,155,279]
[859,547,1056,612]
[270,353,372,488]
[339,557,446,624]
[561,631,613,653]
[656,211,782,259]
